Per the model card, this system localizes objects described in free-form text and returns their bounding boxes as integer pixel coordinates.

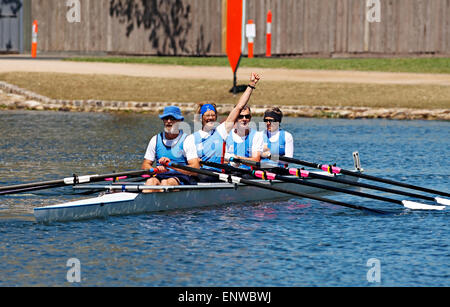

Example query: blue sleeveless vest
[155,131,188,174]
[226,129,257,170]
[262,130,287,167]
[194,129,225,171]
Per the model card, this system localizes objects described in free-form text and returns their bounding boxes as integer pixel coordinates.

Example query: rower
[225,105,263,172]
[258,107,294,168]
[184,72,261,182]
[141,106,200,192]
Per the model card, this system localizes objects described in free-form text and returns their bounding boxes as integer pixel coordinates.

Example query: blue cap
[200,104,217,116]
[159,106,184,121]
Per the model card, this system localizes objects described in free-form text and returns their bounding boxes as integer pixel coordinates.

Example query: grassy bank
[65,56,450,74]
[1,72,449,109]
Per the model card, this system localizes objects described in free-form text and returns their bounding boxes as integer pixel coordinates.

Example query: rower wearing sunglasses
[184,72,261,182]
[259,107,294,167]
[225,105,264,171]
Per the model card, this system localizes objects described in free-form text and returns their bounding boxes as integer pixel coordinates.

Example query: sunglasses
[238,114,252,120]
[264,119,279,123]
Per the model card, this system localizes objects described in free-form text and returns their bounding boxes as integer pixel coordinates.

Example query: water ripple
[0,111,449,286]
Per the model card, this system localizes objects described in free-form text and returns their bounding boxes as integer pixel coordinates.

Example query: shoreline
[1,81,449,121]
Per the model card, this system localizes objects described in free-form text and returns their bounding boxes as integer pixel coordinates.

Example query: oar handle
[90,169,157,183]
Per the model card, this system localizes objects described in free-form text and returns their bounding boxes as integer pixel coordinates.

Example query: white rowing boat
[34,171,359,223]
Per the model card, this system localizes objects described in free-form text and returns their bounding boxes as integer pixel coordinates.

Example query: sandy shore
[1,57,449,120]
[1,58,450,86]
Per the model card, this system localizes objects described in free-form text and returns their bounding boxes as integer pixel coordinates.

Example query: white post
[241,0,247,53]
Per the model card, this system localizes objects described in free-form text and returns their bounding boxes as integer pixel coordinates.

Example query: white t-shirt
[258,130,294,158]
[144,131,198,162]
[224,129,264,160]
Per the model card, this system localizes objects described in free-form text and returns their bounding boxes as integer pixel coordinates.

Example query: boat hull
[34,173,359,223]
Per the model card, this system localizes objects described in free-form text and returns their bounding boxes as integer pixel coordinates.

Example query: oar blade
[401,200,446,211]
[435,197,450,206]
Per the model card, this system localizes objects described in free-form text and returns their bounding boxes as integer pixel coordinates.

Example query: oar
[271,155,450,199]
[0,183,65,196]
[203,161,445,211]
[229,157,450,207]
[166,162,388,215]
[0,169,158,196]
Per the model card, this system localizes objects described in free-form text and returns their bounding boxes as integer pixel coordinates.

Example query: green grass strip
[65,56,450,74]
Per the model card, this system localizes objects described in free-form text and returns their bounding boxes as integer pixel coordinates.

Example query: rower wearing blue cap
[158,105,185,121]
[184,72,261,182]
[142,106,200,192]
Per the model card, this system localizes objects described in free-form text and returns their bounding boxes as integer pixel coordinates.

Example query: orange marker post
[226,0,243,94]
[31,20,38,58]
[266,10,272,57]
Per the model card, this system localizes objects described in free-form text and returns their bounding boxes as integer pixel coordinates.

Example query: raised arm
[224,72,261,133]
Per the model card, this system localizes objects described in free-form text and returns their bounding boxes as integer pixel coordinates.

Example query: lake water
[0,110,448,287]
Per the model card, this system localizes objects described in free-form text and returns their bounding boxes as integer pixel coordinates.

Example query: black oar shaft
[203,161,404,206]
[0,179,66,192]
[0,169,154,195]
[169,163,386,214]
[230,157,438,202]
[275,156,450,198]
[292,169,435,201]
[340,169,450,197]
[0,183,64,196]
[274,156,320,169]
